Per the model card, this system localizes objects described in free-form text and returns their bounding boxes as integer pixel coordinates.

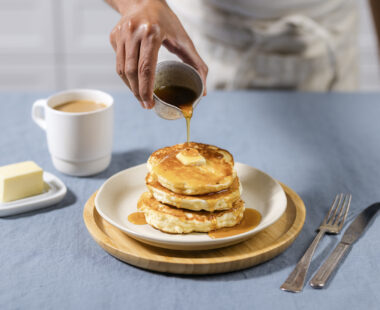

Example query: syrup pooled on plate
[208,209,262,239]
[154,85,197,143]
[128,212,147,225]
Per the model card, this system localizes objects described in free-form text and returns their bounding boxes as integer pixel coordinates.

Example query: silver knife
[310,203,380,288]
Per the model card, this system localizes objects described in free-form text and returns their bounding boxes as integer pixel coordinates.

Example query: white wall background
[0,0,379,91]
[0,0,125,91]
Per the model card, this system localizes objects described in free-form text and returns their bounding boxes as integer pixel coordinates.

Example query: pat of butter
[0,161,44,203]
[176,148,206,166]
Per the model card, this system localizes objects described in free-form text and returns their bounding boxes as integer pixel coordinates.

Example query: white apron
[160,0,359,91]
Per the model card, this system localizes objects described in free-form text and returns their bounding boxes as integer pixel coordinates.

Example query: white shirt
[163,0,358,91]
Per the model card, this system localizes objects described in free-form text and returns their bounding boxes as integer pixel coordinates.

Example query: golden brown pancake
[147,142,236,195]
[146,173,242,212]
[137,192,245,234]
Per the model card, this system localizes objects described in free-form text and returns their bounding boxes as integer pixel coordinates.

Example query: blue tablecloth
[1,91,380,309]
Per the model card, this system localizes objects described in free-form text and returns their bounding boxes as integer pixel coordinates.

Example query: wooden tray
[83,183,306,275]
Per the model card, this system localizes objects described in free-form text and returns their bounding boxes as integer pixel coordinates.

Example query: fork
[280,193,351,292]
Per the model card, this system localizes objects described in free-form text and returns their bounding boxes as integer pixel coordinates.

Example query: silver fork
[280,193,351,292]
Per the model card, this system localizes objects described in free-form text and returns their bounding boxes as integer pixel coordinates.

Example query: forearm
[104,0,135,14]
[105,0,164,15]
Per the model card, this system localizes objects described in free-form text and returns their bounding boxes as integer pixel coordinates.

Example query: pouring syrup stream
[154,85,197,143]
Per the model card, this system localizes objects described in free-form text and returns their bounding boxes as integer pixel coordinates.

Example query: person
[106,0,360,109]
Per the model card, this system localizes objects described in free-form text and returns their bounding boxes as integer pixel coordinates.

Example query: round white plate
[95,163,287,250]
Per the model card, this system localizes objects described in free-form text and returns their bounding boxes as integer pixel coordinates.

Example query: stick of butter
[0,161,44,203]
[176,148,206,166]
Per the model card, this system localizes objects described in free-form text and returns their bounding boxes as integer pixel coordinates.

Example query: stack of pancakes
[137,142,245,234]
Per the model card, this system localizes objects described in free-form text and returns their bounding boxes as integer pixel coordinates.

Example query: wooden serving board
[83,183,306,275]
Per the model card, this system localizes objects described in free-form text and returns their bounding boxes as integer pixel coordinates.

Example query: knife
[310,203,380,289]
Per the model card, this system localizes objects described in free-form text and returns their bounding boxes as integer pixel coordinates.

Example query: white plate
[95,163,287,250]
[0,172,67,217]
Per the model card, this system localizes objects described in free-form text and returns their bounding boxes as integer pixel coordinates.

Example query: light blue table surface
[1,91,380,310]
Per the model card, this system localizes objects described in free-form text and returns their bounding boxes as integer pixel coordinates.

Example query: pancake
[146,173,242,212]
[137,192,245,234]
[147,142,236,195]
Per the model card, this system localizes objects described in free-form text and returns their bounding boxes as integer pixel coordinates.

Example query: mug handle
[32,99,47,130]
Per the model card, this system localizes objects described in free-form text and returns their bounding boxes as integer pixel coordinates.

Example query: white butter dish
[0,172,67,217]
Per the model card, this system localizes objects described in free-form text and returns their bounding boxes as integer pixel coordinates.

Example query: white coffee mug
[32,89,114,176]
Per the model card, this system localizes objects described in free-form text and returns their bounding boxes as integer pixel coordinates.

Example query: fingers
[117,40,146,109]
[111,24,144,108]
[116,39,146,108]
[124,36,142,103]
[116,41,126,81]
[111,22,162,109]
[138,25,161,109]
[109,28,117,52]
[113,24,125,80]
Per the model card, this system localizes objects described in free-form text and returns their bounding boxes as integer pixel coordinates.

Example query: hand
[109,0,208,109]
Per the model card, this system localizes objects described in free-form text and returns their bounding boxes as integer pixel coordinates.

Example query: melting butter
[176,148,206,166]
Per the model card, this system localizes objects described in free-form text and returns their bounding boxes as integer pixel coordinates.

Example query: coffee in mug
[54,100,107,113]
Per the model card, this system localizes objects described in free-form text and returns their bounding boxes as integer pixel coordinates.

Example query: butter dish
[0,172,66,217]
